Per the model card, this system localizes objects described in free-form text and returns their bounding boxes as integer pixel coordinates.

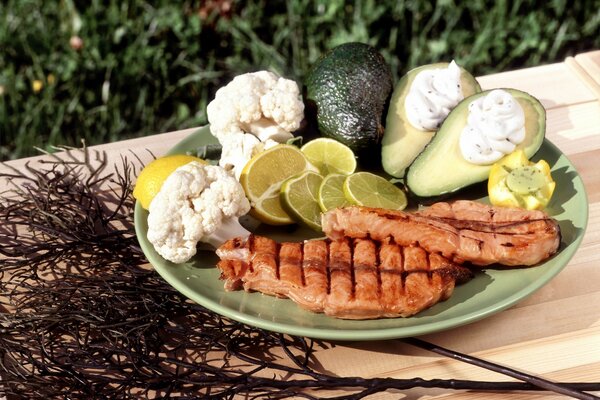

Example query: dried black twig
[404,338,600,400]
[1,146,599,399]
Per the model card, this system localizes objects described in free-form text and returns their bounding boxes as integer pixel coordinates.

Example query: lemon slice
[300,138,357,176]
[343,171,407,210]
[133,154,207,210]
[280,171,324,231]
[317,173,352,212]
[240,144,315,225]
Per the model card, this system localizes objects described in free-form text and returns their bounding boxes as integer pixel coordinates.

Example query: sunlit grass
[1,0,599,160]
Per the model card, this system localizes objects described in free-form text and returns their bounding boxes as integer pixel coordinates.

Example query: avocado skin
[305,42,393,159]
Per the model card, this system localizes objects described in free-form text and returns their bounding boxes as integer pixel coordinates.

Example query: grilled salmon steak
[216,235,472,319]
[322,200,561,267]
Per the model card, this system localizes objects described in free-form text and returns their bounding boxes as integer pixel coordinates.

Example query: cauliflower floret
[147,162,251,264]
[207,71,304,178]
[218,133,261,180]
[261,77,305,132]
[219,133,281,180]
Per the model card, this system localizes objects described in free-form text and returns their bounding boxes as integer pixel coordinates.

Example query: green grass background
[1,0,599,160]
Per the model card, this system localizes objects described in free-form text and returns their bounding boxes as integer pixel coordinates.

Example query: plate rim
[134,126,589,340]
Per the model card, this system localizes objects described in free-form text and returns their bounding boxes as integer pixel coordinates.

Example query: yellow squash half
[488,150,555,210]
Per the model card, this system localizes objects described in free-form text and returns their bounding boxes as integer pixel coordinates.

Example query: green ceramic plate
[134,126,588,341]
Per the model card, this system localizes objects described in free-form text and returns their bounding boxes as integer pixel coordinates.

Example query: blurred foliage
[1,0,599,160]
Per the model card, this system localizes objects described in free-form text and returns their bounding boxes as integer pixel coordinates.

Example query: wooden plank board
[477,62,598,109]
[575,50,600,95]
[3,53,600,399]
[545,102,600,157]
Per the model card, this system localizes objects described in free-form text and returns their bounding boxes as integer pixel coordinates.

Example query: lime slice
[318,173,352,212]
[280,171,324,231]
[300,138,357,176]
[240,144,316,225]
[343,171,407,210]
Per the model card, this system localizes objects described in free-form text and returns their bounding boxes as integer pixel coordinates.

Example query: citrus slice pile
[240,144,316,225]
[240,139,407,232]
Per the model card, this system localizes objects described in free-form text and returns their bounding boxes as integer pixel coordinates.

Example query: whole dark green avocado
[305,42,393,158]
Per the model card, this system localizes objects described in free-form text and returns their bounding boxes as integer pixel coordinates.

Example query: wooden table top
[3,51,600,399]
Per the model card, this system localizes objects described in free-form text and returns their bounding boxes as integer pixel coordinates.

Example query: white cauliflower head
[207,71,304,139]
[146,161,251,264]
[206,71,305,178]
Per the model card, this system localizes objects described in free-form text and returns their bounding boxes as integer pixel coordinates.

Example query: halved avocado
[405,88,546,198]
[381,63,481,178]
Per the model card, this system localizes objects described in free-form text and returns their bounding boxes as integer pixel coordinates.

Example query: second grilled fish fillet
[216,235,472,320]
[321,200,561,267]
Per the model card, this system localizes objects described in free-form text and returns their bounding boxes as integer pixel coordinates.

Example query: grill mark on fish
[248,234,255,273]
[275,241,281,281]
[425,252,432,287]
[299,240,306,287]
[217,235,472,320]
[375,240,382,304]
[325,240,331,295]
[349,238,356,300]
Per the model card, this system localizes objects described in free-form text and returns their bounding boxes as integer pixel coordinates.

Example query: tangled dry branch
[1,146,598,399]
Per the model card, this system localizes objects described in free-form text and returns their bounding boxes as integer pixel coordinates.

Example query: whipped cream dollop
[404,60,464,131]
[459,89,526,165]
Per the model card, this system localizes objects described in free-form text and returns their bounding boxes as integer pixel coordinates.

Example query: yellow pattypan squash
[488,150,556,210]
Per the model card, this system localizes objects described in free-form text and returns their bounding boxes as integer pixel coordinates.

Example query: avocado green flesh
[406,88,546,198]
[381,63,481,178]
